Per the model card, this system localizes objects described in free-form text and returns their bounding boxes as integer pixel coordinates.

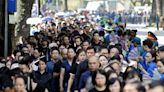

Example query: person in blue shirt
[46,47,62,92]
[156,59,164,80]
[60,47,76,92]
[139,50,157,78]
[78,56,100,92]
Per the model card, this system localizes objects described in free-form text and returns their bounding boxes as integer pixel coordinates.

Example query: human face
[93,33,100,41]
[99,56,108,67]
[82,42,90,50]
[110,48,119,58]
[95,73,106,87]
[75,38,81,46]
[22,47,29,54]
[19,64,29,73]
[145,53,154,63]
[158,51,164,59]
[61,48,68,59]
[123,84,138,92]
[111,61,120,74]
[33,49,40,58]
[15,78,26,92]
[38,61,46,71]
[67,48,75,59]
[64,36,69,45]
[100,49,109,58]
[157,61,164,73]
[86,49,95,58]
[51,50,59,60]
[78,51,86,62]
[88,57,99,71]
[109,80,121,92]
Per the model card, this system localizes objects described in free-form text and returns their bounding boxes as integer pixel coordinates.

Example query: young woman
[14,76,27,92]
[60,47,76,92]
[108,78,122,92]
[98,55,109,71]
[156,59,164,80]
[89,69,108,92]
[67,49,86,92]
[138,50,157,78]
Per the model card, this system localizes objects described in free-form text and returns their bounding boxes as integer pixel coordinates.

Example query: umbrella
[41,16,54,23]
[26,17,42,25]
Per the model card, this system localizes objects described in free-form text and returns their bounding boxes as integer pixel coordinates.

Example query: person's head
[22,46,29,54]
[132,37,141,47]
[59,44,66,53]
[61,48,68,59]
[13,50,22,61]
[143,39,153,52]
[50,47,59,60]
[88,56,100,71]
[76,49,86,62]
[67,47,76,60]
[63,35,70,45]
[19,55,32,73]
[145,50,156,63]
[14,76,27,92]
[109,54,121,74]
[149,80,164,92]
[38,57,47,71]
[86,47,96,58]
[158,45,164,59]
[157,59,164,73]
[74,36,82,46]
[108,78,122,92]
[82,40,90,50]
[99,55,108,68]
[92,69,107,87]
[123,80,146,92]
[33,48,41,59]
[107,70,118,80]
[123,67,141,81]
[93,31,100,41]
[100,47,109,58]
[109,47,120,58]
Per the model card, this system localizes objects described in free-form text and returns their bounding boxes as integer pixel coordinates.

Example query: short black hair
[158,45,164,52]
[92,69,107,85]
[143,39,153,49]
[86,46,96,53]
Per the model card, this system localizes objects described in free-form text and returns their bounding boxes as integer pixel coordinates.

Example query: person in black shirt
[89,69,108,92]
[33,57,52,92]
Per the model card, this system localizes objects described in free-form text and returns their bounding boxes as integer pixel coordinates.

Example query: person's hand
[152,68,161,80]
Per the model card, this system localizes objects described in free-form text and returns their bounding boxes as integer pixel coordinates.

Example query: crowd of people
[0,12,164,92]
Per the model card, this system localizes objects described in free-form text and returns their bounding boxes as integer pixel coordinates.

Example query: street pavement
[126,24,164,46]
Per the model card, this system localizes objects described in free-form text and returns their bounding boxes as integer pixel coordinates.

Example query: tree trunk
[0,0,5,57]
[15,0,34,37]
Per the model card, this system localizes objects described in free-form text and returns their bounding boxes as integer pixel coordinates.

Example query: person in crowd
[158,45,164,60]
[74,47,96,91]
[67,49,86,92]
[98,55,109,72]
[123,79,146,92]
[138,50,157,79]
[89,69,108,92]
[78,56,100,91]
[33,56,52,92]
[14,75,27,92]
[156,59,164,80]
[60,47,76,92]
[46,47,62,92]
[108,78,122,92]
[82,40,91,51]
